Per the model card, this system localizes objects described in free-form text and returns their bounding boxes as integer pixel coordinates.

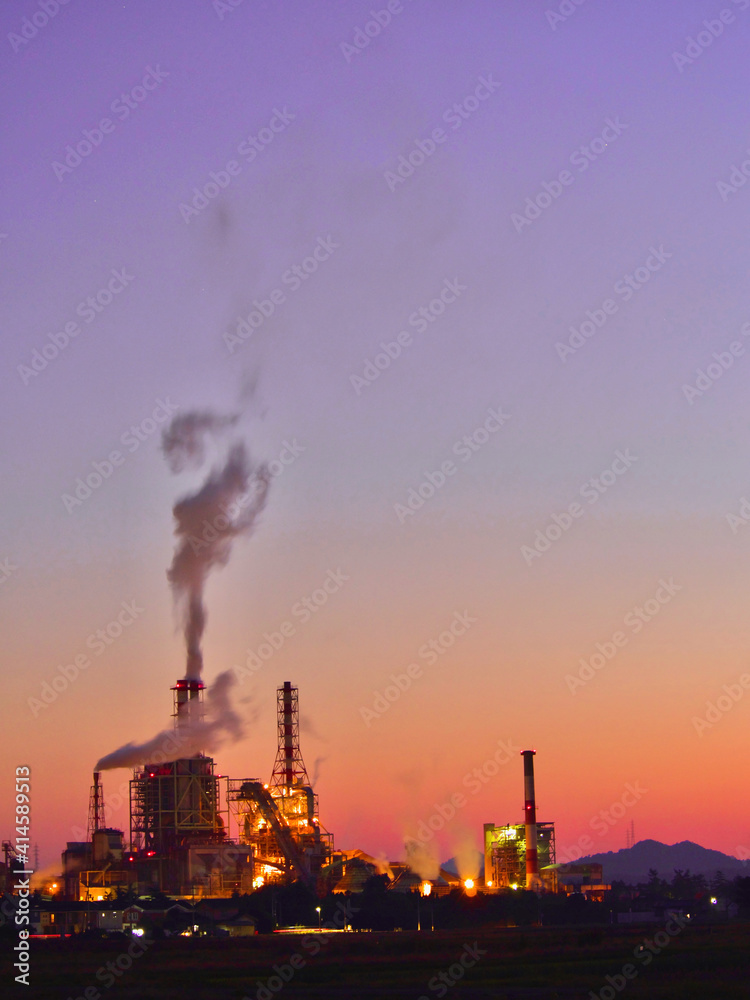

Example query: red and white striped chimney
[522,750,542,891]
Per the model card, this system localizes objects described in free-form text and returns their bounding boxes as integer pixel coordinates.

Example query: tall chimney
[172,677,205,727]
[270,682,310,788]
[87,770,106,842]
[522,750,542,891]
[282,681,294,785]
[93,771,100,832]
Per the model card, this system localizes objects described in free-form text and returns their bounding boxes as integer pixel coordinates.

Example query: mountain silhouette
[577,840,749,882]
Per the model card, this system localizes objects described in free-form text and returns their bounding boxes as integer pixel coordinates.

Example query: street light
[315,906,321,931]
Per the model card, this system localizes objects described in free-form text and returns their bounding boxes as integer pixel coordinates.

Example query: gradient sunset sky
[2,0,750,872]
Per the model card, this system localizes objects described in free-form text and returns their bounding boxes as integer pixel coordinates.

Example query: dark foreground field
[4,923,750,1000]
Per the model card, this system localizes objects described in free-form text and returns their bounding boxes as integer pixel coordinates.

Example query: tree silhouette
[670,868,707,899]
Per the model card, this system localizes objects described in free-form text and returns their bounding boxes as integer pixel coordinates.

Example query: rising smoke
[163,413,270,680]
[451,829,482,882]
[95,671,244,771]
[300,713,327,743]
[404,838,440,881]
[372,853,394,880]
[95,410,269,770]
[161,410,238,473]
[310,755,327,788]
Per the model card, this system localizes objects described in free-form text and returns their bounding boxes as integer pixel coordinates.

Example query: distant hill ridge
[576,840,748,882]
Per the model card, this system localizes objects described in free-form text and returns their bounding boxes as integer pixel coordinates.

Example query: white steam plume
[451,829,481,883]
[95,671,244,771]
[372,854,394,879]
[404,838,439,881]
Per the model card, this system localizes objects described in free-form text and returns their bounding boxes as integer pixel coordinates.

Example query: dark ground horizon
[3,922,750,1000]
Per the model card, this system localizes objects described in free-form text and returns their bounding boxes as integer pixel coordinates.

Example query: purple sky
[2,0,750,869]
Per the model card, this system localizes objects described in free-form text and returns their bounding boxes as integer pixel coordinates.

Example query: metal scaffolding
[129,756,225,854]
[226,682,333,889]
[486,822,556,887]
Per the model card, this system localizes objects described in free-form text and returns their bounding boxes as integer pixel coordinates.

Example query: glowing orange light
[464,879,474,890]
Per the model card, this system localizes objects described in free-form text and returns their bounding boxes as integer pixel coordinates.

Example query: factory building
[62,702,576,903]
[64,680,334,900]
[227,681,334,891]
[484,750,556,890]
[483,822,556,888]
[1,841,28,895]
[541,862,609,900]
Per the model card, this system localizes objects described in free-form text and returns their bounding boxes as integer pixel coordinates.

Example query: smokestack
[172,677,205,727]
[270,682,310,789]
[522,750,542,891]
[282,681,294,785]
[87,771,106,842]
[95,671,243,772]
[94,408,265,775]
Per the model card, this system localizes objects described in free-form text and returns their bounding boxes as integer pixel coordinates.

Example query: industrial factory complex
[1,674,609,922]
[3,680,606,909]
[0,412,610,919]
[55,680,335,902]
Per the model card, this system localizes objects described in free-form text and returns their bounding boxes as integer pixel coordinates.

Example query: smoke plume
[310,755,327,788]
[94,410,269,771]
[161,411,238,473]
[95,670,244,771]
[372,853,394,879]
[30,863,64,890]
[451,829,482,883]
[300,713,327,743]
[163,411,270,680]
[404,838,440,880]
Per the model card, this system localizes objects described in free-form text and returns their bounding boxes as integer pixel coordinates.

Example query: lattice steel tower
[270,682,310,788]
